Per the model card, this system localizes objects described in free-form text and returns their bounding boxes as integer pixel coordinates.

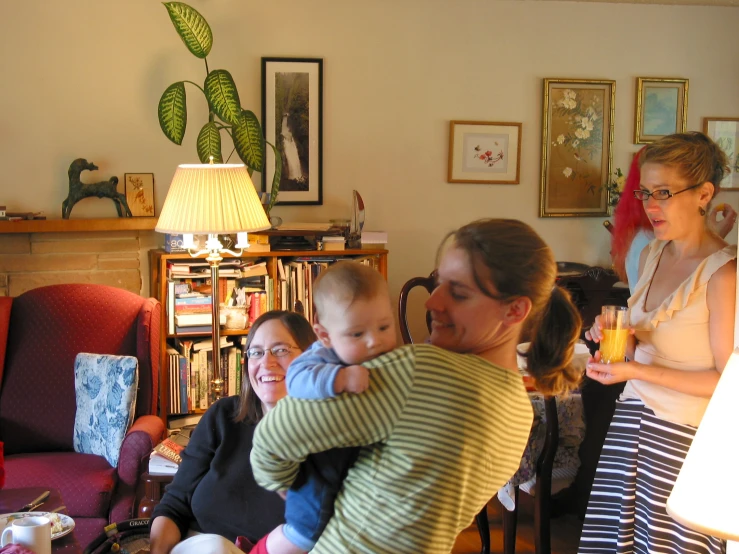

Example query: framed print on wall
[447,121,522,184]
[540,78,615,218]
[634,77,688,144]
[261,57,323,205]
[703,117,739,190]
[124,173,155,217]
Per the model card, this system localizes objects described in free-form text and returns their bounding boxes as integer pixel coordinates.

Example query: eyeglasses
[633,183,702,201]
[245,346,297,359]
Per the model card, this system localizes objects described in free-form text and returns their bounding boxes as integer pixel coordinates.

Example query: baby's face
[319,292,397,365]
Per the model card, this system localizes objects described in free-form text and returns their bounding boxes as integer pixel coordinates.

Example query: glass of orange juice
[600,305,629,363]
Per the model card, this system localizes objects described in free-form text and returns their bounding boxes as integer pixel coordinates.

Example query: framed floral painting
[634,77,688,144]
[447,121,522,184]
[123,173,155,217]
[703,117,739,190]
[539,78,615,218]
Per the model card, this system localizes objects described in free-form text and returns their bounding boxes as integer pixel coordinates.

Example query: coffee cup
[1,516,52,554]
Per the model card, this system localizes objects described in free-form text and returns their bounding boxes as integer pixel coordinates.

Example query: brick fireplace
[0,218,158,297]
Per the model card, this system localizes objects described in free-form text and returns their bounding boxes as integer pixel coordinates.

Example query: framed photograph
[447,121,522,184]
[634,77,688,144]
[124,173,155,217]
[539,78,615,218]
[261,57,323,205]
[703,117,739,190]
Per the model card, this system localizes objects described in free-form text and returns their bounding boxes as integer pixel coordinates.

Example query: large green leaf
[158,82,187,145]
[163,2,212,59]
[233,110,265,171]
[204,70,241,125]
[266,141,281,214]
[196,122,223,163]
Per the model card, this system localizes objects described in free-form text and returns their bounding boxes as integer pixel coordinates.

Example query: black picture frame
[261,57,323,205]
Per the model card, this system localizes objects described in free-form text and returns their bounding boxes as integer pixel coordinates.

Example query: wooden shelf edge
[0,217,158,234]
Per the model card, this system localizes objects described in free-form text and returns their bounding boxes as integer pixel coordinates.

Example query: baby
[255,260,397,554]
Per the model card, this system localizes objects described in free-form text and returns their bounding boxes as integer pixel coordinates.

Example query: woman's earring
[699,206,706,216]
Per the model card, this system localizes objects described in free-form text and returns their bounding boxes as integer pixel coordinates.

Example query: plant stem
[183,80,205,94]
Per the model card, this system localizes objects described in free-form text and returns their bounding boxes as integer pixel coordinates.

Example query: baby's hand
[335,365,370,394]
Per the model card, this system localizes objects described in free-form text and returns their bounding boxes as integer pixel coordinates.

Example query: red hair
[611,147,651,282]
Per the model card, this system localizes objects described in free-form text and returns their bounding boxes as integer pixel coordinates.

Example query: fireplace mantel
[0,217,157,234]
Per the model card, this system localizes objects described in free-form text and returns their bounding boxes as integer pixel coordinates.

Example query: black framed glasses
[633,183,702,201]
[245,346,297,359]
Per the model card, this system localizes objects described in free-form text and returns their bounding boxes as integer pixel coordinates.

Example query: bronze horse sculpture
[62,158,132,219]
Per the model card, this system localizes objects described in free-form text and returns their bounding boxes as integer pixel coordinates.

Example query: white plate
[0,511,75,540]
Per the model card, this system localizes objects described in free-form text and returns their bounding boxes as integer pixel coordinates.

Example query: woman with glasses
[611,146,737,292]
[149,311,316,554]
[579,132,737,554]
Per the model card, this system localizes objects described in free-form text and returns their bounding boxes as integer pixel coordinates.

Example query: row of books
[166,337,243,414]
[166,274,274,335]
[276,256,379,323]
[166,260,268,280]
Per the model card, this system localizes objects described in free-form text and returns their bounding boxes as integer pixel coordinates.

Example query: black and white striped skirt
[578,398,725,554]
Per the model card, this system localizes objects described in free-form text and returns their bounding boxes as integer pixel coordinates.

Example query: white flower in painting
[573,139,580,147]
[580,117,594,131]
[563,167,573,178]
[559,90,577,110]
[556,134,565,145]
[575,128,591,140]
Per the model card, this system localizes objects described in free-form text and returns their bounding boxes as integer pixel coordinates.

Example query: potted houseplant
[158,2,281,216]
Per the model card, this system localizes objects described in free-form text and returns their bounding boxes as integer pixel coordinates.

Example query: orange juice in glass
[600,306,628,363]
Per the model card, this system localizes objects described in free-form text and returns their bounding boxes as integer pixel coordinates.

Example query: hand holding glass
[599,306,628,364]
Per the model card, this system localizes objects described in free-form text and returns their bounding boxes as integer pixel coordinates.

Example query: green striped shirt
[251,344,533,553]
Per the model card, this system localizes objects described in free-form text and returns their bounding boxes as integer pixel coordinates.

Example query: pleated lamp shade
[156,164,271,234]
[666,348,739,545]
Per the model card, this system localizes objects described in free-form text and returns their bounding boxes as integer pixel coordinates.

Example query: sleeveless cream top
[623,240,737,427]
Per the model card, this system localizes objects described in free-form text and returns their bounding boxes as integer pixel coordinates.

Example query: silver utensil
[18,490,50,512]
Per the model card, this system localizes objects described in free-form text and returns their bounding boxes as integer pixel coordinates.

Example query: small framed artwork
[540,78,615,218]
[447,121,522,184]
[703,117,739,190]
[261,57,323,205]
[634,77,688,144]
[124,173,155,217]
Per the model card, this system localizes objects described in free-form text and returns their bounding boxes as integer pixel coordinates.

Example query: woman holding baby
[250,218,584,553]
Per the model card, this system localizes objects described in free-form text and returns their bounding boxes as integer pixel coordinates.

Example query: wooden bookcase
[148,247,388,424]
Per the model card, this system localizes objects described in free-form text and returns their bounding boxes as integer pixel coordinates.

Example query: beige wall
[2,1,738,322]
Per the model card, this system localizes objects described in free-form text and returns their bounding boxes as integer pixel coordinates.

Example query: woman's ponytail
[523,286,582,396]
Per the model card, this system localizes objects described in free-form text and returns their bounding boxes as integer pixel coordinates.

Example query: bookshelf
[148,247,389,425]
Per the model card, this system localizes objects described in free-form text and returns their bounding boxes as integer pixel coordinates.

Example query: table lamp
[156,163,270,400]
[666,347,739,553]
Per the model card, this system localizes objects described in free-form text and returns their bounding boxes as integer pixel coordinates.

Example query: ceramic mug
[1,516,52,554]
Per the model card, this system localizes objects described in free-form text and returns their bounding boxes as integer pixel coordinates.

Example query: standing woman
[580,132,737,554]
[251,219,583,553]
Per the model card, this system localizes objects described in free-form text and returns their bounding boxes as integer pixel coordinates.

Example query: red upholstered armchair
[0,284,166,548]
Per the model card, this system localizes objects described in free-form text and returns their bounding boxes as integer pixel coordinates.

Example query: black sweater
[151,396,285,542]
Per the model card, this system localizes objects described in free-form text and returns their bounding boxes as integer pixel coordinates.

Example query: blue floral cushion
[73,353,139,467]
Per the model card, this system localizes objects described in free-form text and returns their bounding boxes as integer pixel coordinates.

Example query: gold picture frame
[634,77,688,144]
[703,117,739,191]
[540,78,615,218]
[447,121,522,184]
